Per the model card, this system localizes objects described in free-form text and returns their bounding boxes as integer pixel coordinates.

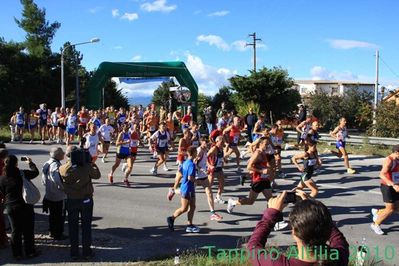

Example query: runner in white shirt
[83,123,101,163]
[99,118,115,163]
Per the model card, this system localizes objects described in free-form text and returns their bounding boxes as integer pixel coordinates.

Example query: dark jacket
[0,162,39,209]
[59,161,101,199]
[247,208,349,266]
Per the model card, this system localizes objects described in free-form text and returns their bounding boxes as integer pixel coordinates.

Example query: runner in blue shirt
[167,147,200,233]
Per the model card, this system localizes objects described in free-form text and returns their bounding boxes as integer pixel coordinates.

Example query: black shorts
[156,147,168,154]
[381,184,399,203]
[103,141,111,144]
[267,154,275,162]
[58,124,66,130]
[130,152,137,158]
[116,153,129,159]
[251,180,271,193]
[39,120,46,127]
[78,124,86,131]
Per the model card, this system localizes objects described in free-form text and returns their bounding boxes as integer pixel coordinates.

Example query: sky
[1,0,399,102]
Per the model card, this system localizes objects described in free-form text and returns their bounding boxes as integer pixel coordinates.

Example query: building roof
[295,80,374,86]
[383,88,399,101]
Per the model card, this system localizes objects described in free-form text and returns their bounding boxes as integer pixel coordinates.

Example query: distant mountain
[128,95,152,106]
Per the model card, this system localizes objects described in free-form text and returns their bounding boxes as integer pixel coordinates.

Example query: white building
[294,80,375,97]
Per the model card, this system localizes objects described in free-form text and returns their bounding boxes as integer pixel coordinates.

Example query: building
[294,80,375,98]
[383,88,399,105]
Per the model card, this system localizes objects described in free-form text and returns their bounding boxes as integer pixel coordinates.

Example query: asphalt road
[0,141,398,265]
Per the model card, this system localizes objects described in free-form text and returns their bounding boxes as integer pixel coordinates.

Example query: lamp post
[60,37,100,108]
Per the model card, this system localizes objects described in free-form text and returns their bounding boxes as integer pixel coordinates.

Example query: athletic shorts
[67,127,77,135]
[301,172,313,182]
[116,153,129,159]
[58,124,66,130]
[251,180,271,193]
[103,141,111,144]
[39,120,46,127]
[130,152,137,158]
[380,184,399,203]
[181,190,195,200]
[16,124,24,128]
[78,124,87,131]
[52,124,58,128]
[229,143,238,148]
[156,147,168,154]
[336,140,346,149]
[210,169,223,178]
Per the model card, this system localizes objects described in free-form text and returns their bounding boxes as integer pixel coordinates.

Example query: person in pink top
[247,191,349,266]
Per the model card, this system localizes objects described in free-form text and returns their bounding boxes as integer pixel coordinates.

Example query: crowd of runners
[5,101,399,238]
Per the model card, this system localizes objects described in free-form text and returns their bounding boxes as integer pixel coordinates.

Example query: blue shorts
[28,124,37,130]
[181,190,195,200]
[336,140,345,149]
[39,120,47,127]
[67,127,77,135]
[16,124,24,128]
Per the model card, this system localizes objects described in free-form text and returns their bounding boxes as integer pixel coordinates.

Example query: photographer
[0,146,9,249]
[247,191,349,265]
[42,147,67,240]
[59,145,101,260]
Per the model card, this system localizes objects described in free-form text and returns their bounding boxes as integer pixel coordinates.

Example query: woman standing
[0,155,40,260]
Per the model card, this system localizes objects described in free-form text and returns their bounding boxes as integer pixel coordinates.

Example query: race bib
[130,140,138,147]
[392,172,399,184]
[260,173,269,179]
[216,158,223,168]
[233,135,239,144]
[17,117,24,124]
[192,140,199,147]
[42,114,47,120]
[159,139,167,147]
[308,159,317,166]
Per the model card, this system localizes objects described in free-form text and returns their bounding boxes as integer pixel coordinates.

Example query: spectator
[244,108,257,143]
[0,155,40,260]
[42,147,67,240]
[216,102,226,119]
[247,191,349,265]
[296,104,307,144]
[0,146,9,249]
[59,145,101,260]
[204,106,215,135]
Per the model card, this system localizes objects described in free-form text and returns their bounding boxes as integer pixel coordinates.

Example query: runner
[181,109,192,132]
[89,111,102,130]
[27,109,38,144]
[15,107,26,143]
[208,136,226,204]
[190,121,201,148]
[9,112,16,142]
[126,123,140,182]
[176,129,192,166]
[166,146,200,233]
[83,123,101,163]
[223,116,243,172]
[150,122,171,175]
[108,123,133,186]
[77,106,90,140]
[146,110,159,159]
[37,103,48,144]
[370,145,399,235]
[295,115,312,146]
[269,122,286,178]
[165,112,176,151]
[57,107,67,144]
[99,118,115,163]
[252,113,267,142]
[49,107,59,142]
[66,108,77,146]
[117,107,127,131]
[291,140,321,197]
[329,117,356,174]
[209,124,223,144]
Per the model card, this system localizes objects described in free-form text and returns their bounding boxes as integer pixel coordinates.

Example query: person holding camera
[0,155,40,260]
[59,145,101,260]
[247,191,349,265]
[42,147,67,240]
[0,146,9,249]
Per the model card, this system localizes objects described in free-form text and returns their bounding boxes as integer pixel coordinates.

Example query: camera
[283,192,297,204]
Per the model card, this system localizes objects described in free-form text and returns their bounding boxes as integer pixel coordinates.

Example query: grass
[314,141,391,158]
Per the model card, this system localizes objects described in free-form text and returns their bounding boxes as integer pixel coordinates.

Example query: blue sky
[1,0,399,100]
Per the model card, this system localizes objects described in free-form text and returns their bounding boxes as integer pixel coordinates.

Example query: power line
[379,56,399,80]
[246,32,262,72]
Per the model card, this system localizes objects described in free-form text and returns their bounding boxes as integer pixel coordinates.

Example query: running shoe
[150,167,157,175]
[347,168,356,174]
[167,216,174,231]
[124,179,131,187]
[108,173,113,184]
[239,175,246,186]
[240,153,245,160]
[214,197,226,204]
[167,188,175,201]
[163,165,170,171]
[121,163,127,174]
[29,140,33,144]
[271,180,278,189]
[274,221,289,231]
[227,198,236,214]
[210,212,223,221]
[101,157,106,163]
[370,223,384,235]
[41,140,45,145]
[186,225,200,233]
[371,208,378,223]
[152,152,157,159]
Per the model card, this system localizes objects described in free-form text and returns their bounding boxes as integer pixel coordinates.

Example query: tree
[229,67,300,119]
[103,80,129,109]
[212,86,235,111]
[14,0,60,58]
[368,101,399,138]
[152,81,175,109]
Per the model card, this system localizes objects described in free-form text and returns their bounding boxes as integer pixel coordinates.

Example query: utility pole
[246,32,262,72]
[372,50,379,135]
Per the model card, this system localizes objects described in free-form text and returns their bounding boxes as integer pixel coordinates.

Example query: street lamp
[60,38,100,108]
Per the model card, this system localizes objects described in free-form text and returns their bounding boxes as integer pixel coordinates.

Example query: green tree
[103,80,129,109]
[212,86,235,111]
[229,67,300,119]
[151,80,178,110]
[14,0,60,58]
[368,101,399,138]
[197,93,212,122]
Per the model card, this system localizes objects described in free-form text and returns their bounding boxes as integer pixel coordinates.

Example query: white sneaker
[163,165,170,171]
[186,225,200,233]
[370,223,384,235]
[274,221,289,231]
[214,197,226,204]
[152,152,157,159]
[227,198,236,214]
[29,140,33,144]
[150,167,157,175]
[371,208,378,223]
[101,157,106,163]
[121,163,127,174]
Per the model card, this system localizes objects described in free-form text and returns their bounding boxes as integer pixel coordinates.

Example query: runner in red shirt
[223,116,243,172]
[77,106,90,140]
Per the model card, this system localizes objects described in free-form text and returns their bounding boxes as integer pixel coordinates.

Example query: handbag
[20,170,41,205]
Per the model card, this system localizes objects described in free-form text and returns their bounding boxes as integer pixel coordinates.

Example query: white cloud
[328,39,378,50]
[185,53,237,95]
[89,6,104,14]
[141,0,177,13]
[113,45,123,50]
[208,10,230,17]
[196,35,230,51]
[112,9,120,17]
[310,66,359,81]
[121,12,139,21]
[131,55,142,61]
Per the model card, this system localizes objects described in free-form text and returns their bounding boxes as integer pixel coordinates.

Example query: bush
[367,101,399,138]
